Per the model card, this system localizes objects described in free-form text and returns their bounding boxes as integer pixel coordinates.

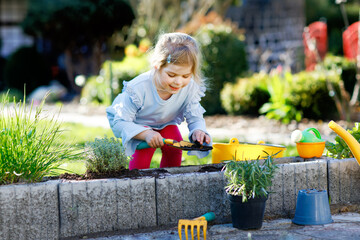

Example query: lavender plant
[85,136,130,173]
[0,93,79,185]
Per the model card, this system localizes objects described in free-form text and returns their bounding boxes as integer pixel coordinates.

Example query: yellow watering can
[328,121,360,166]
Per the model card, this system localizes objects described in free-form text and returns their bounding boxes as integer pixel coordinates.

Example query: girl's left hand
[192,130,211,145]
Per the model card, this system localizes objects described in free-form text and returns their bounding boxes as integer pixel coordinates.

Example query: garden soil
[58,164,223,181]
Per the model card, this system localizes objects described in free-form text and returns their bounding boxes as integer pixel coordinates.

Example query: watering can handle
[229,138,239,145]
[305,128,322,139]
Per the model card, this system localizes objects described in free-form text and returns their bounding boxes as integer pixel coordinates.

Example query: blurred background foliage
[21,0,135,51]
[4,46,52,95]
[0,0,359,123]
[1,0,136,98]
[1,0,360,180]
[305,0,360,55]
[221,59,342,124]
[221,73,270,116]
[80,41,150,105]
[196,23,248,115]
[79,6,248,115]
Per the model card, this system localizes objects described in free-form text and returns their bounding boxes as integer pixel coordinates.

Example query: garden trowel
[136,139,213,151]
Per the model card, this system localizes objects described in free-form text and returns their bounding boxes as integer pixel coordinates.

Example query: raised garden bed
[1,157,359,239]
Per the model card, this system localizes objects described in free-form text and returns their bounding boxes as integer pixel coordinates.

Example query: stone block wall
[0,180,59,240]
[1,157,360,239]
[266,160,328,217]
[156,172,231,226]
[59,177,156,238]
[327,158,360,204]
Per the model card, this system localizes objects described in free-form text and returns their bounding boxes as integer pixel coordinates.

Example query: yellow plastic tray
[212,138,286,164]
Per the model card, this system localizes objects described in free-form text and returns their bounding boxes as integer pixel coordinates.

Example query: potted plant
[222,153,278,229]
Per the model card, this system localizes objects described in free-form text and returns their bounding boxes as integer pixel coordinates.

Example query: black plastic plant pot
[228,194,268,230]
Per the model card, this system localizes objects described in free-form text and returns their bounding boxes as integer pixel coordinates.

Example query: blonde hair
[150,32,205,86]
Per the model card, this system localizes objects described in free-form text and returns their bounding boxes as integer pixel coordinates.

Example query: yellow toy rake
[178,212,215,240]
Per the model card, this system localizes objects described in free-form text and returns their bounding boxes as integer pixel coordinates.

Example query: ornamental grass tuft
[0,93,79,185]
[222,152,278,202]
[85,136,130,173]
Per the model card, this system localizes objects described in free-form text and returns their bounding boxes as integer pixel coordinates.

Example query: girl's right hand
[144,130,164,148]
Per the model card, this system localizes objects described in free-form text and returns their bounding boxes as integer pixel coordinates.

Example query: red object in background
[343,21,360,60]
[303,21,328,71]
[51,66,59,78]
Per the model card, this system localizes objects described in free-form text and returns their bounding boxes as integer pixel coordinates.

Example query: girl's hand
[144,130,164,148]
[192,130,211,145]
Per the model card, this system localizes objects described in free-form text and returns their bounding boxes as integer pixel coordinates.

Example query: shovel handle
[202,212,215,221]
[136,141,152,150]
[136,139,169,150]
[194,212,216,221]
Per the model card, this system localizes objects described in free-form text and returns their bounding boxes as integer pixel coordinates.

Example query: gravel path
[43,103,345,146]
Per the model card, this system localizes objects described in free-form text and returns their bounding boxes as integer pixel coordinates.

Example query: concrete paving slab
[87,212,360,240]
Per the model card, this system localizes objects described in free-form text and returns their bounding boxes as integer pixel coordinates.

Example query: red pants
[129,125,183,170]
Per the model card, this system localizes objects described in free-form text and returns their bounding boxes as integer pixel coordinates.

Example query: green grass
[284,145,298,157]
[55,122,298,175]
[57,161,87,175]
[56,122,115,148]
[0,96,80,184]
[54,122,114,175]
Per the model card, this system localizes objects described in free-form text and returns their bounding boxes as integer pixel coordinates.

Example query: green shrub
[0,93,79,185]
[196,24,248,115]
[288,70,340,120]
[104,55,150,94]
[260,70,340,123]
[3,46,51,95]
[81,54,150,105]
[322,54,356,96]
[259,72,303,124]
[80,75,112,106]
[21,0,135,53]
[85,136,130,173]
[223,69,341,122]
[221,73,270,115]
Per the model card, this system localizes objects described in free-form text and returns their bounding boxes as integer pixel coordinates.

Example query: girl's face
[156,64,193,99]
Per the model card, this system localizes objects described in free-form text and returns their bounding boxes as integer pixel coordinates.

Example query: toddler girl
[106,32,211,170]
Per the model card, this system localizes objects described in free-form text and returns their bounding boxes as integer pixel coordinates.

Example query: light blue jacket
[106,70,211,158]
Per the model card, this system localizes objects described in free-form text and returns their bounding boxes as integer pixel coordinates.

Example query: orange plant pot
[296,141,325,158]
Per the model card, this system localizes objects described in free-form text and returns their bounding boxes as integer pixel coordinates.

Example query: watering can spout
[328,121,360,166]
[291,128,324,143]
